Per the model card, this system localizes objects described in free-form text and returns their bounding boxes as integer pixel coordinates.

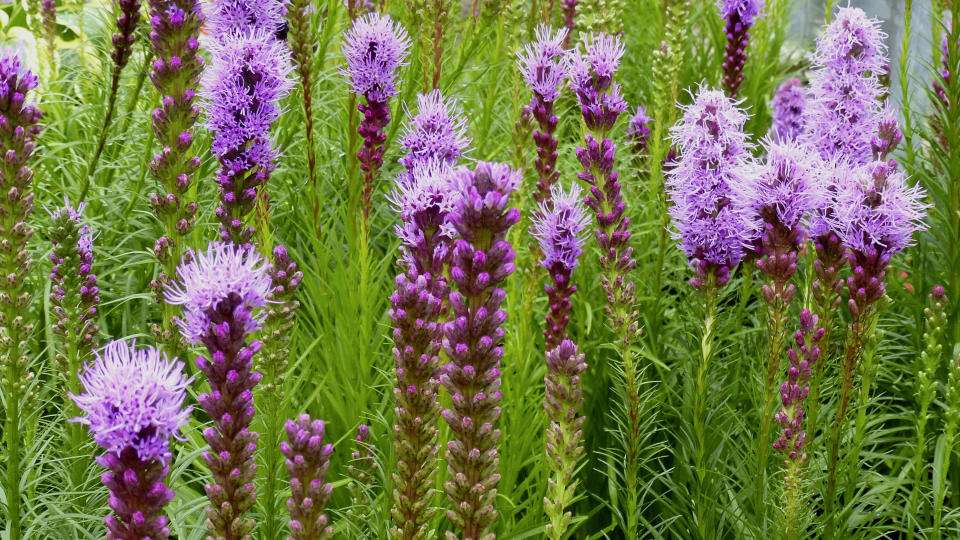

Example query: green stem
[693,280,718,539]
[755,292,790,524]
[4,362,22,540]
[845,328,879,502]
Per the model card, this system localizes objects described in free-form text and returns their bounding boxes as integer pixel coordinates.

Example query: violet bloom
[282,414,335,540]
[517,25,568,204]
[399,89,469,172]
[205,0,285,37]
[773,310,824,539]
[342,13,412,224]
[666,87,755,289]
[531,184,590,349]
[49,203,100,386]
[441,162,521,538]
[201,30,293,246]
[165,242,272,538]
[387,161,458,536]
[769,78,806,142]
[717,0,764,97]
[625,105,653,159]
[70,340,191,539]
[145,0,204,351]
[804,7,888,164]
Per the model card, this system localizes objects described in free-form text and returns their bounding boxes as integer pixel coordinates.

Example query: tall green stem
[693,279,718,539]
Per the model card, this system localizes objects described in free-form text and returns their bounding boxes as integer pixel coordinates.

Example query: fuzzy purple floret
[769,78,806,142]
[803,7,888,164]
[205,0,285,37]
[164,242,272,345]
[399,89,469,171]
[532,184,590,274]
[666,88,755,272]
[566,33,628,132]
[390,159,459,269]
[517,25,568,104]
[716,0,764,26]
[341,13,412,102]
[71,340,191,464]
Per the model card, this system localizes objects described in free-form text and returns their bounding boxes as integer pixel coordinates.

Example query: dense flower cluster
[625,105,653,157]
[282,414,335,540]
[399,89,469,171]
[71,340,191,539]
[440,162,520,538]
[667,87,754,286]
[519,25,569,204]
[205,0,285,37]
[770,78,806,142]
[717,0,765,97]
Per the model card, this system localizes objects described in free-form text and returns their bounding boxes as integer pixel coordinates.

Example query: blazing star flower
[164,242,272,345]
[625,105,653,156]
[389,159,459,269]
[804,7,887,163]
[717,0,764,25]
[667,87,755,283]
[517,25,568,104]
[202,30,293,172]
[769,78,806,142]
[717,0,765,97]
[829,161,928,256]
[341,13,411,102]
[399,89,469,171]
[733,138,822,233]
[283,414,335,540]
[205,0,285,38]
[566,33,628,132]
[71,340,191,463]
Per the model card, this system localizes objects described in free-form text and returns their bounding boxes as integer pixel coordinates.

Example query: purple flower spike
[518,25,569,204]
[717,0,765,97]
[388,161,457,537]
[531,184,590,349]
[440,161,521,538]
[769,78,806,142]
[567,32,628,133]
[165,242,271,539]
[399,89,469,171]
[201,29,293,246]
[666,87,755,285]
[804,7,888,164]
[342,13,411,224]
[70,340,191,540]
[283,414,335,540]
[205,0,285,37]
[625,105,653,158]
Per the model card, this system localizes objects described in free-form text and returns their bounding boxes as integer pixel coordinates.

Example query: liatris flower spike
[531,184,590,349]
[145,0,204,351]
[388,161,457,537]
[625,105,653,160]
[773,310,824,540]
[804,7,887,164]
[202,29,293,246]
[205,0,285,37]
[517,25,568,204]
[441,161,521,538]
[347,424,378,525]
[666,87,754,289]
[399,90,469,172]
[769,78,805,142]
[717,0,765,97]
[70,340,191,540]
[0,52,42,538]
[283,414,335,540]
[165,242,272,539]
[342,13,412,224]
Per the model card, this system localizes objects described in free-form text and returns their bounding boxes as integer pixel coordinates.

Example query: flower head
[341,13,411,101]
[769,78,806,142]
[389,159,459,255]
[716,0,765,25]
[531,184,589,272]
[813,7,887,74]
[732,138,823,231]
[667,87,755,270]
[625,106,652,144]
[71,340,191,463]
[565,33,627,131]
[165,242,272,344]
[517,25,569,103]
[201,29,294,172]
[205,0,285,38]
[829,161,928,255]
[399,89,469,170]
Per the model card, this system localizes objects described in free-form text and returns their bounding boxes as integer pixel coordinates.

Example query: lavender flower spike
[769,78,805,142]
[773,310,824,540]
[803,7,887,164]
[342,13,412,224]
[531,184,590,349]
[201,29,293,246]
[399,89,469,172]
[205,0,285,37]
[283,415,335,540]
[517,25,568,204]
[441,162,521,539]
[165,242,272,539]
[717,0,764,97]
[70,340,191,539]
[625,105,653,160]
